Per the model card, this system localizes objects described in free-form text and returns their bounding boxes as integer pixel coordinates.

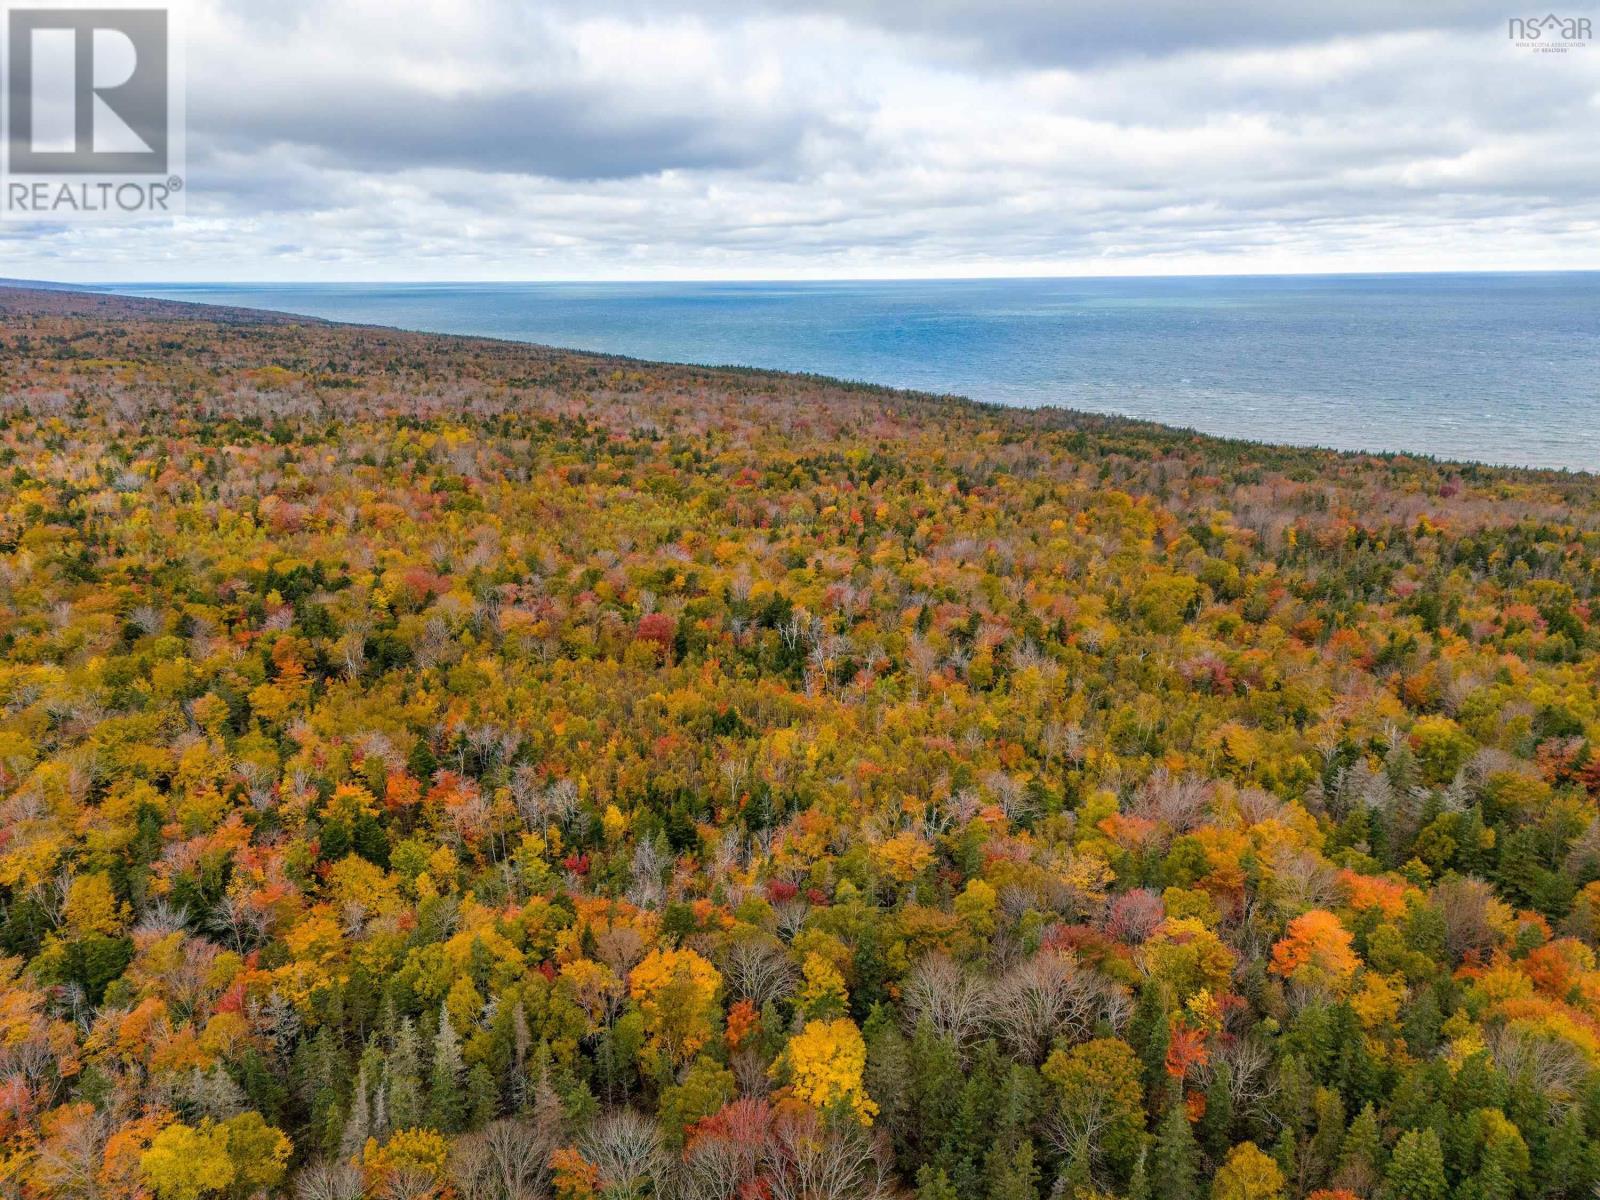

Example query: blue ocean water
[93,274,1600,472]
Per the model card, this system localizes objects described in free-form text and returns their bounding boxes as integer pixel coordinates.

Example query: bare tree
[1202,1034,1278,1127]
[764,1109,893,1200]
[1126,770,1212,833]
[594,924,649,978]
[986,951,1116,1063]
[580,1110,665,1198]
[680,1097,772,1200]
[450,1117,556,1200]
[973,771,1029,827]
[294,1160,366,1200]
[1104,889,1164,944]
[1487,1026,1588,1104]
[626,839,666,910]
[380,1166,440,1200]
[1434,876,1504,963]
[1262,845,1339,916]
[730,1045,773,1099]
[29,1101,113,1199]
[720,937,799,1009]
[900,954,990,1051]
[210,886,269,952]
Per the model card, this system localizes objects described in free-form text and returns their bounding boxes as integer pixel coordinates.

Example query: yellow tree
[798,952,848,1019]
[141,1122,235,1200]
[1142,917,1236,1003]
[1213,1142,1286,1200]
[780,1018,878,1124]
[628,947,722,1067]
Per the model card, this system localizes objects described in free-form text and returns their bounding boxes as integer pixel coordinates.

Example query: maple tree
[779,1017,877,1124]
[1269,910,1361,993]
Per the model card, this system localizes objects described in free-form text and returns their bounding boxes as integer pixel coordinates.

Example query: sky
[5,0,1600,281]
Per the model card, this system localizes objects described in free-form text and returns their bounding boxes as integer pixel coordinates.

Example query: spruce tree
[427,1004,467,1132]
[985,1136,1040,1200]
[909,1022,963,1170]
[466,1061,498,1129]
[387,1017,423,1131]
[1272,1126,1299,1197]
[339,1063,371,1160]
[1308,1086,1346,1192]
[1537,1107,1597,1200]
[1153,1089,1199,1200]
[864,1004,913,1156]
[1128,1148,1152,1200]
[1131,985,1171,1112]
[1384,1129,1447,1200]
[1199,1061,1235,1162]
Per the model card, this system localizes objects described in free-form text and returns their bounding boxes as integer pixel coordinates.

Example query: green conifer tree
[427,1004,467,1132]
[1385,1129,1448,1200]
[1153,1089,1200,1200]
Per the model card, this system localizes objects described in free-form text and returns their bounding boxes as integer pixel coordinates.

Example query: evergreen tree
[1153,1089,1200,1200]
[300,1026,347,1155]
[1271,1127,1298,1198]
[1199,1062,1235,1163]
[1385,1129,1448,1200]
[1273,1054,1314,1140]
[1496,828,1542,909]
[1537,1106,1597,1200]
[910,1022,964,1173]
[427,1004,467,1132]
[1457,807,1492,874]
[1308,1086,1346,1193]
[917,1166,960,1200]
[339,1063,371,1160]
[1128,1147,1153,1200]
[407,735,437,782]
[1401,987,1442,1057]
[1334,1010,1381,1109]
[1056,1135,1093,1198]
[986,1136,1040,1200]
[1337,1107,1388,1196]
[387,1017,423,1131]
[466,1061,499,1129]
[865,1006,914,1156]
[952,1066,999,1179]
[1468,1159,1514,1200]
[1132,985,1171,1113]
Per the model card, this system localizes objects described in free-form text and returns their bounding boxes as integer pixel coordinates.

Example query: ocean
[92,273,1600,472]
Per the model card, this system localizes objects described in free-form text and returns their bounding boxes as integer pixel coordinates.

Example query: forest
[0,286,1599,1200]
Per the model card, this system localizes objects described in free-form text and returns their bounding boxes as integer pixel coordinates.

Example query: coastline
[3,281,1595,486]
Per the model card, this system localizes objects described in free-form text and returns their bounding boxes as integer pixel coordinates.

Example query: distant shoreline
[3,280,1595,482]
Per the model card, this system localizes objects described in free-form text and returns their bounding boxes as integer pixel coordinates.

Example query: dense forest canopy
[0,287,1599,1200]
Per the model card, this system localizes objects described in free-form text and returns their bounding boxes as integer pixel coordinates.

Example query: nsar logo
[1508,12,1592,51]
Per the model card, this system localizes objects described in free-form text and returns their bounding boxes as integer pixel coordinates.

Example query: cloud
[689,0,1526,66]
[189,4,823,180]
[7,0,1600,279]
[202,80,809,180]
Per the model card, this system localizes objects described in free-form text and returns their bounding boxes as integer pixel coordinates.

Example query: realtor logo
[2,3,184,218]
[9,7,166,172]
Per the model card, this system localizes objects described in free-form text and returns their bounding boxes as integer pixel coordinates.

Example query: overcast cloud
[5,0,1599,279]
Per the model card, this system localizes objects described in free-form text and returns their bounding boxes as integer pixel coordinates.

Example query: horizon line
[36,265,1600,288]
